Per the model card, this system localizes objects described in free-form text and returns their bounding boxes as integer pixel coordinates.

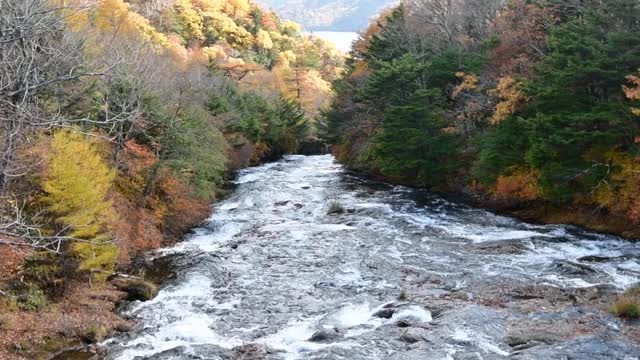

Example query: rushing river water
[104,155,640,359]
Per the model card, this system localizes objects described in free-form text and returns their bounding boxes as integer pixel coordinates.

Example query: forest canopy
[322,0,640,227]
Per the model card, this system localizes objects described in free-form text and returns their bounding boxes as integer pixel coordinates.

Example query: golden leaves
[42,130,118,281]
[490,76,525,124]
[452,72,479,98]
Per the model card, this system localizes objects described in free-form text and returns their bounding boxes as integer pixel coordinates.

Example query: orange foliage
[122,140,157,173]
[488,0,555,77]
[117,140,158,195]
[156,171,210,240]
[261,11,278,31]
[623,71,640,115]
[110,191,163,264]
[0,244,29,279]
[495,169,540,201]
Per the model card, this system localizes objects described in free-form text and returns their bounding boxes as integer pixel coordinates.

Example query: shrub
[15,286,48,311]
[610,297,640,319]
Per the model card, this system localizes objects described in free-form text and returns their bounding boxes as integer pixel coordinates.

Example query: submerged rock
[549,260,598,276]
[472,239,531,255]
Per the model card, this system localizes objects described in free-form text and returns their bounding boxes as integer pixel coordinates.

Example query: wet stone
[549,260,598,276]
[308,328,342,343]
[373,308,395,319]
[472,240,531,255]
[399,328,428,344]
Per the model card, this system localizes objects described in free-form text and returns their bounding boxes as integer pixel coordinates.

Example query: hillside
[258,0,397,31]
[323,0,640,238]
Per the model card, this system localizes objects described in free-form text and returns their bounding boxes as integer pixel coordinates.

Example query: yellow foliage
[42,130,118,281]
[256,29,273,50]
[298,70,332,117]
[55,0,91,31]
[174,0,205,42]
[592,151,640,223]
[203,45,228,60]
[192,0,224,12]
[269,31,283,41]
[452,73,479,98]
[95,0,168,46]
[225,0,250,17]
[201,10,253,48]
[277,50,297,67]
[282,20,301,34]
[491,76,525,124]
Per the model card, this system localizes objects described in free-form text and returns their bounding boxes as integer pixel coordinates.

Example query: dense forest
[323,0,640,237]
[0,0,341,356]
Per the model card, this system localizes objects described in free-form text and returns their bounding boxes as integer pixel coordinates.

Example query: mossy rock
[13,335,78,359]
[113,278,158,302]
[81,325,109,344]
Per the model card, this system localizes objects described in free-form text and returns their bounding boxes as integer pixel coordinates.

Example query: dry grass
[0,281,131,360]
[610,287,640,320]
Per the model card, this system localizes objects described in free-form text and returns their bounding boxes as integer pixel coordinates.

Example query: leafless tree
[0,197,114,254]
[0,0,108,190]
[404,0,507,49]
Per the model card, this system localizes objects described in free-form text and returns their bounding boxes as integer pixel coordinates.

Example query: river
[103,155,640,359]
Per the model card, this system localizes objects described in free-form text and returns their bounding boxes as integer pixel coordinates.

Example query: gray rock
[308,328,342,343]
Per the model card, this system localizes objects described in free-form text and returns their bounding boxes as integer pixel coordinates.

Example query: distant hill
[257,0,398,32]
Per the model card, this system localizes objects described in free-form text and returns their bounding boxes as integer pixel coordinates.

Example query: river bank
[0,143,296,360]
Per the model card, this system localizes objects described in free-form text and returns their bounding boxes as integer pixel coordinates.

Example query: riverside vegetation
[0,0,342,357]
[322,0,640,239]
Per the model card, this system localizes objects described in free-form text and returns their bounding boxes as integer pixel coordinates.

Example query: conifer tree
[375,90,458,186]
[42,130,118,282]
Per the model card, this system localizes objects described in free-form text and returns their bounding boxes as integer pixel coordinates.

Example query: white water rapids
[103,155,640,360]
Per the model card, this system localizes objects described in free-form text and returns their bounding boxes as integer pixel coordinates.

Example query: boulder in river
[308,328,343,343]
[112,278,158,302]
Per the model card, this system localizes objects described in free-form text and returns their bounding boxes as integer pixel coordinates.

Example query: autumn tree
[487,0,555,77]
[624,70,640,115]
[42,131,118,282]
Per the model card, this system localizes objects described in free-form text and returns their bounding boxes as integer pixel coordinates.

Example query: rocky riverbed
[102,155,640,359]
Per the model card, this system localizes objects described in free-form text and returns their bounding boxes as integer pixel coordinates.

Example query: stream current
[104,155,640,360]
